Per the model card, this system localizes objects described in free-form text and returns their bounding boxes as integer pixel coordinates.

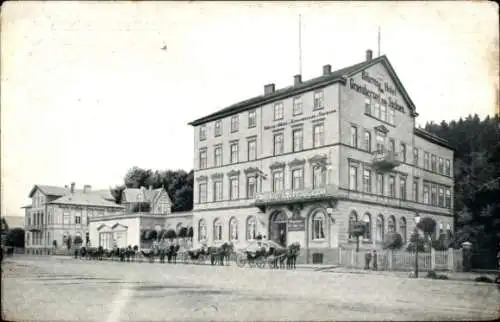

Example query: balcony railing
[372,150,401,172]
[25,223,44,231]
[255,185,340,205]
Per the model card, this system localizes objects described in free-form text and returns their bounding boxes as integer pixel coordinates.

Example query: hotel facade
[189,50,454,264]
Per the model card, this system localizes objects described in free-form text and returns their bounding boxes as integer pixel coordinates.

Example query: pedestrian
[364,251,372,270]
[372,250,378,271]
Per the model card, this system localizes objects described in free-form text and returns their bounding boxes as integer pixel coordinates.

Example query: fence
[336,247,463,272]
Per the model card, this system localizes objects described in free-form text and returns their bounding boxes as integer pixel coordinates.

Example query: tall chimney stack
[323,65,332,76]
[366,49,373,61]
[293,75,302,86]
[83,185,92,193]
[70,182,75,194]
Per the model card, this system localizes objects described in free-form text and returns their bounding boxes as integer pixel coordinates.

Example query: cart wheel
[235,254,246,268]
[198,254,206,265]
[256,258,266,269]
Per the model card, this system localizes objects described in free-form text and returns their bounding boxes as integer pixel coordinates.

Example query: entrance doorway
[269,211,287,247]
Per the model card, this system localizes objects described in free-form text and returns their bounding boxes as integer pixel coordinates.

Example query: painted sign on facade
[288,218,305,231]
[264,110,335,131]
[255,187,328,203]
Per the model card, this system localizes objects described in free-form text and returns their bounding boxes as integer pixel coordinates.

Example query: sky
[1,1,498,217]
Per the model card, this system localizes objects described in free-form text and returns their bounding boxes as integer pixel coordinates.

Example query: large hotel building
[188,49,454,264]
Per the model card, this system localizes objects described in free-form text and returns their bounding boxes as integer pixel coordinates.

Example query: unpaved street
[2,256,499,321]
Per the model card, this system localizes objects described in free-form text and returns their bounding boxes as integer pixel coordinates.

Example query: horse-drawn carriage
[235,240,301,269]
[178,242,234,266]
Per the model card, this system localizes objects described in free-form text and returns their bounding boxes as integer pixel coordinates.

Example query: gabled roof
[28,185,67,198]
[188,54,418,126]
[49,192,124,209]
[414,128,454,150]
[122,187,171,204]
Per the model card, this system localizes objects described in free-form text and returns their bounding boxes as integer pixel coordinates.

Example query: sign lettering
[288,219,305,231]
[264,109,335,131]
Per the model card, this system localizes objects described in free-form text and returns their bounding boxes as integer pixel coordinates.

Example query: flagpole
[377,25,381,57]
[299,14,302,75]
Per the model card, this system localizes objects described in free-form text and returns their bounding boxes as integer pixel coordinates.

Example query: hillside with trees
[424,114,500,268]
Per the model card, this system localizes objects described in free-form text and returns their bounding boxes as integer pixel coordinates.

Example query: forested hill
[424,114,500,262]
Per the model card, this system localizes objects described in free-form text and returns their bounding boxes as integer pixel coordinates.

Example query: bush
[426,270,438,279]
[406,229,426,252]
[5,228,25,247]
[165,229,177,240]
[187,227,193,238]
[73,235,83,245]
[382,232,403,250]
[475,276,494,283]
[437,274,449,280]
[178,227,188,238]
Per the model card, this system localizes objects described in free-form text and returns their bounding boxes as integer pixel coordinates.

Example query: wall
[88,217,141,248]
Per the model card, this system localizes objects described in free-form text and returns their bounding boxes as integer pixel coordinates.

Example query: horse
[186,246,209,264]
[285,243,300,270]
[166,245,180,264]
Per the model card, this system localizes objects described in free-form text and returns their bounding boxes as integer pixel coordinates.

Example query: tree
[165,229,177,241]
[187,227,193,240]
[73,235,83,246]
[417,217,437,241]
[109,185,126,204]
[5,228,25,248]
[178,227,188,239]
[407,228,425,252]
[383,232,403,250]
[350,222,365,252]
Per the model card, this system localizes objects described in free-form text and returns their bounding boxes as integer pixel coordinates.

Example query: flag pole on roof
[298,13,303,76]
[377,25,381,57]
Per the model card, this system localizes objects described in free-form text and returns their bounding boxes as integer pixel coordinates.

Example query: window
[438,157,444,174]
[75,213,81,224]
[399,217,407,243]
[231,115,239,132]
[198,219,207,241]
[363,169,372,193]
[63,210,70,225]
[350,126,358,147]
[376,215,384,242]
[431,184,437,205]
[274,102,284,120]
[388,139,395,154]
[423,183,430,204]
[380,104,387,122]
[312,211,326,240]
[199,150,207,169]
[313,165,325,188]
[214,120,222,136]
[445,159,451,176]
[372,102,380,119]
[389,176,396,197]
[388,216,396,233]
[214,145,222,166]
[364,98,371,114]
[424,152,430,170]
[376,132,385,152]
[348,211,358,239]
[362,213,372,240]
[413,178,419,202]
[229,177,239,200]
[199,125,206,141]
[213,181,223,201]
[438,186,444,207]
[376,173,384,195]
[400,143,406,162]
[445,188,451,208]
[431,155,437,172]
[213,218,222,241]
[292,168,304,190]
[246,216,257,240]
[292,129,303,152]
[313,124,325,148]
[248,110,256,128]
[229,217,238,241]
[293,97,303,115]
[273,133,284,155]
[388,108,395,124]
[247,139,257,161]
[272,171,284,192]
[247,176,256,198]
[399,176,407,200]
[349,165,358,190]
[413,148,419,166]
[313,91,324,110]
[230,142,239,164]
[364,131,372,152]
[198,183,207,203]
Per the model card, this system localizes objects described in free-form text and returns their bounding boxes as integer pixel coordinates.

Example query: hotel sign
[255,187,328,204]
[288,219,305,231]
[264,109,335,131]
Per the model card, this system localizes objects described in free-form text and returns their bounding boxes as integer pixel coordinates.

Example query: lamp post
[414,213,421,278]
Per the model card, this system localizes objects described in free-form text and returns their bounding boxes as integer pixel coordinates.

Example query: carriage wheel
[198,254,206,265]
[256,257,266,269]
[235,254,247,268]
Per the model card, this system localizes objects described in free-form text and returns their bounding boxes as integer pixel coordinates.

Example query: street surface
[2,256,499,321]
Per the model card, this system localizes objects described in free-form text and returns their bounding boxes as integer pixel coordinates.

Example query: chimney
[70,182,75,194]
[83,185,92,193]
[293,74,302,86]
[366,49,373,61]
[64,185,70,195]
[264,83,275,95]
[323,65,332,76]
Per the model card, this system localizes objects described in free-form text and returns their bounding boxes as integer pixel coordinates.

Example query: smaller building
[88,186,193,249]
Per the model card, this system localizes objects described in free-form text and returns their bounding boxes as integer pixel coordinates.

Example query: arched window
[364,131,372,152]
[198,219,207,242]
[376,215,384,242]
[348,211,358,239]
[399,217,407,243]
[312,210,326,240]
[246,216,256,240]
[387,215,396,233]
[362,213,372,240]
[229,217,238,241]
[213,218,223,241]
